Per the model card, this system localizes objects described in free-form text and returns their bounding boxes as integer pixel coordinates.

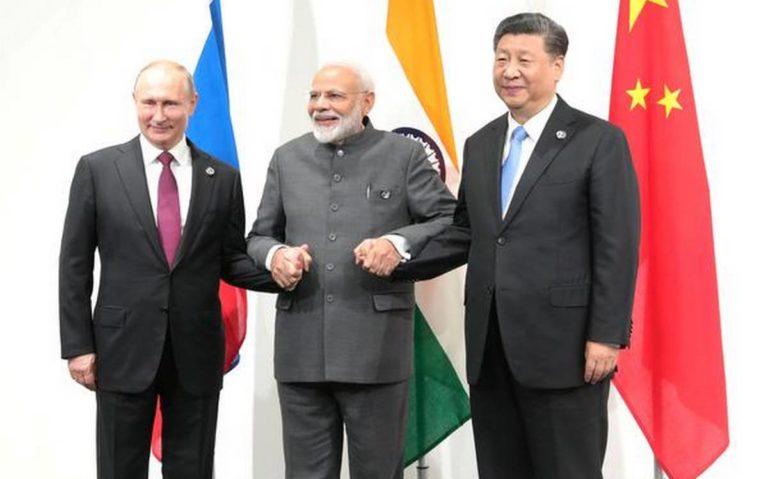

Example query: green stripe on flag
[404,306,471,466]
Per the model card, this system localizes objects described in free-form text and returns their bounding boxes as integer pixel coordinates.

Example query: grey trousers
[277,380,409,479]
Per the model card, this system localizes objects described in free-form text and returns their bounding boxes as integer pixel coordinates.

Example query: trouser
[277,379,409,479]
[470,304,610,479]
[96,333,220,479]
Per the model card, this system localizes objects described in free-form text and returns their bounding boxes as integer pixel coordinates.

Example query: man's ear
[552,55,565,82]
[362,91,375,116]
[188,92,199,116]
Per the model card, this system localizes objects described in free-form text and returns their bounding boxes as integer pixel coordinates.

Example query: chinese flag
[609,1,729,478]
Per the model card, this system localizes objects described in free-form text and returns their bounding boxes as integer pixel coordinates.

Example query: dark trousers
[95,333,220,479]
[470,305,610,479]
[277,380,409,479]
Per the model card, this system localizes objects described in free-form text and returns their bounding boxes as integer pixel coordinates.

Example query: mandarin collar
[322,116,377,151]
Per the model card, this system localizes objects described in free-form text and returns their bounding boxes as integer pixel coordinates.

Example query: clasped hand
[271,237,401,290]
[354,237,402,277]
[270,244,312,289]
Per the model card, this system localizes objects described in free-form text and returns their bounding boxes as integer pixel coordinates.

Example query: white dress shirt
[501,95,558,217]
[139,135,193,230]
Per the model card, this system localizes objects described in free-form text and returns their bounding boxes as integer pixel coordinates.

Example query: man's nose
[315,94,333,110]
[152,106,167,122]
[503,63,520,79]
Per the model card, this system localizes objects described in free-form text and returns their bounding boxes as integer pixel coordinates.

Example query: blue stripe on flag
[187,0,239,168]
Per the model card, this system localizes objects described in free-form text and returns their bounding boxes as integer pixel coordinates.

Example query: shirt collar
[139,134,191,166]
[505,94,558,144]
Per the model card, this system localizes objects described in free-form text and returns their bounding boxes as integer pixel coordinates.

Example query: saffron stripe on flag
[386,0,471,466]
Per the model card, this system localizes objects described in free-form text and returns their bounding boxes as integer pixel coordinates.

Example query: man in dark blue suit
[392,14,640,478]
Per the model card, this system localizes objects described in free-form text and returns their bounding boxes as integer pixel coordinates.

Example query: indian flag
[385,0,470,467]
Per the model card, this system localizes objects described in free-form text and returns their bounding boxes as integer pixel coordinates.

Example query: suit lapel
[500,97,578,231]
[483,114,508,231]
[172,141,216,270]
[114,137,167,266]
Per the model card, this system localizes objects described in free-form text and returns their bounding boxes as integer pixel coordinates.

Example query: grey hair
[319,62,375,92]
[133,60,197,96]
[493,13,569,58]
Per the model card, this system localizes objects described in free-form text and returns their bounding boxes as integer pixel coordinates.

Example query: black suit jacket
[59,136,277,395]
[395,97,640,389]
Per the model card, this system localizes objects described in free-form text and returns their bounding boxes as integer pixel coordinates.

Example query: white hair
[318,61,375,92]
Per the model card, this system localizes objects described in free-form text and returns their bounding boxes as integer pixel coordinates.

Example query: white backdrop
[1,0,766,477]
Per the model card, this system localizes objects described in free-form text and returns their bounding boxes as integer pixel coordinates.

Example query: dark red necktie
[157,151,181,266]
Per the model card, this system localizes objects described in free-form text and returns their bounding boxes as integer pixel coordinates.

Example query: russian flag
[152,0,247,460]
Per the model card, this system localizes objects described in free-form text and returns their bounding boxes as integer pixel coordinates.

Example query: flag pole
[654,459,664,479]
[417,456,428,479]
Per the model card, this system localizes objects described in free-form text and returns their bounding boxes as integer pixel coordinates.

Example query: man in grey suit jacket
[246,64,455,479]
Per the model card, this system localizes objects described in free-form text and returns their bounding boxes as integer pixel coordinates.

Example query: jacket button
[329,203,339,212]
[326,263,335,271]
[336,149,345,157]
[160,307,169,314]
[326,294,334,303]
[485,286,493,295]
[496,237,506,245]
[333,173,342,182]
[328,233,337,241]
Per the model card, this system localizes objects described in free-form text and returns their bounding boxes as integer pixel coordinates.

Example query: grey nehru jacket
[247,119,456,383]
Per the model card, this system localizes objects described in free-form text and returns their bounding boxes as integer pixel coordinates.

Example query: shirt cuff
[383,234,411,261]
[265,244,287,271]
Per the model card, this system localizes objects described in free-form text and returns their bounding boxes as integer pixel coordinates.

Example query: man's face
[493,34,563,123]
[133,67,197,150]
[307,66,374,144]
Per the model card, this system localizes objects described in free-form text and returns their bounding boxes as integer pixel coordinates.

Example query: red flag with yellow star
[609,1,729,478]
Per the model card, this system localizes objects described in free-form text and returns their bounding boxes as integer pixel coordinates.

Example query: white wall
[0,1,765,477]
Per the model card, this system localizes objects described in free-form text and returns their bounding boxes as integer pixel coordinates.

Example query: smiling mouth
[313,116,339,126]
[502,86,525,94]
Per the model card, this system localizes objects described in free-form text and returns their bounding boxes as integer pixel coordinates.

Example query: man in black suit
[59,60,276,479]
[391,13,640,478]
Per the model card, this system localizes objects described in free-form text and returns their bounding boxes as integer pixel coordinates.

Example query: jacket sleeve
[391,141,472,281]
[220,170,279,292]
[586,126,640,346]
[246,151,286,267]
[385,144,457,256]
[59,157,97,359]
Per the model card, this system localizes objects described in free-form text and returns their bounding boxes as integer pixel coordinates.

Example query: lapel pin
[556,130,567,140]
[380,190,391,199]
[205,166,215,176]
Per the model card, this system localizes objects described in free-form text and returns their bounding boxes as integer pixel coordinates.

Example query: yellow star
[657,85,682,118]
[626,79,651,110]
[629,0,668,31]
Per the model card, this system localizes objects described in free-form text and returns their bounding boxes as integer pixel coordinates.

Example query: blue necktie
[500,126,527,215]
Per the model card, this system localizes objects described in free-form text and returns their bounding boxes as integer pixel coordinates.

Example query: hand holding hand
[354,237,402,277]
[271,244,312,289]
[584,341,619,384]
[68,353,97,391]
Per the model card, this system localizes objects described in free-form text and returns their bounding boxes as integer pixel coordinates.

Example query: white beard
[311,102,364,144]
